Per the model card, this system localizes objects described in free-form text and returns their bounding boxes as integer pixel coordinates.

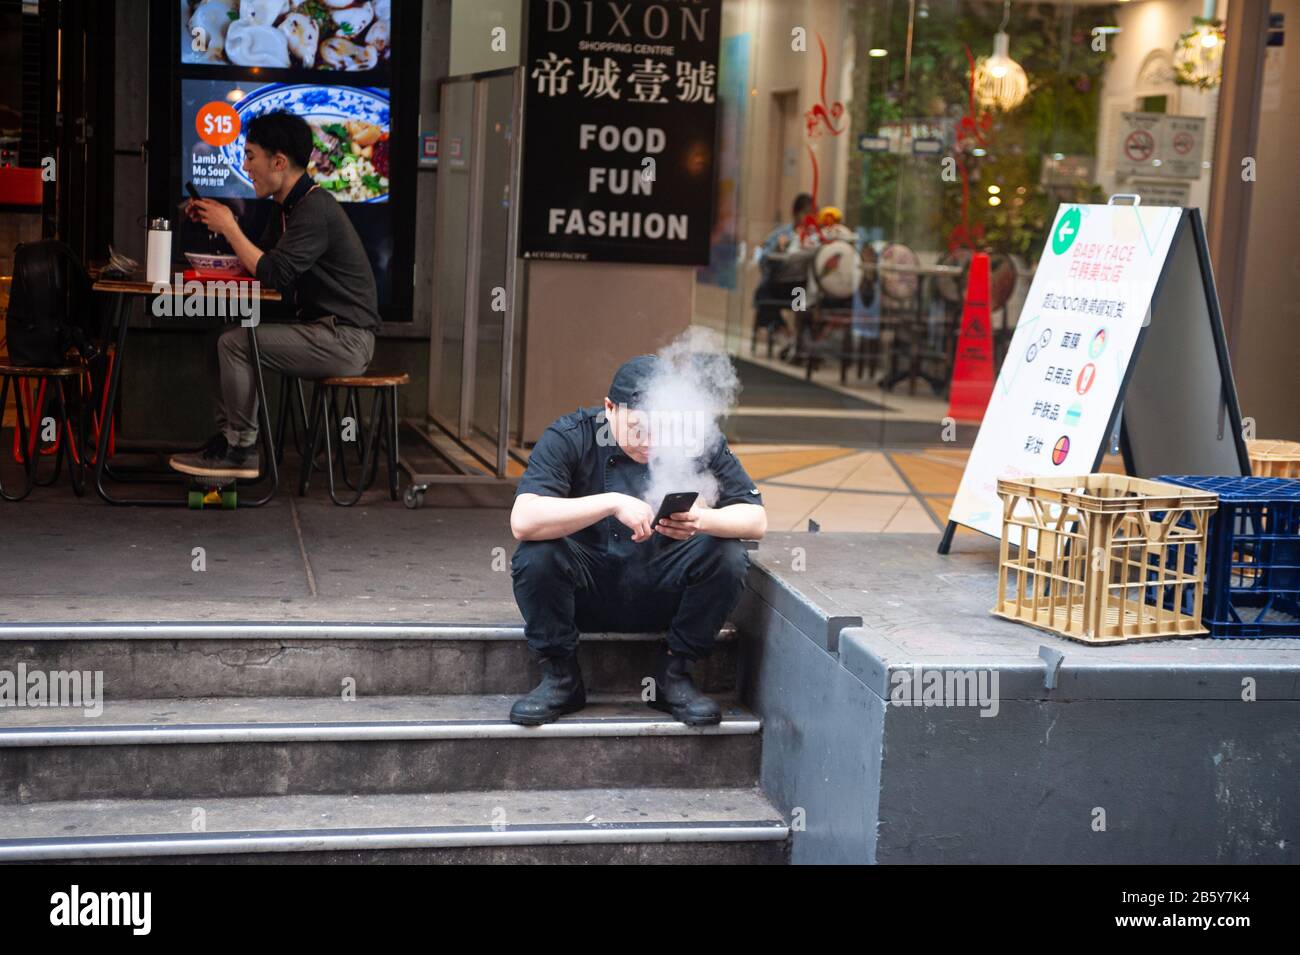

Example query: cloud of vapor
[639,327,741,513]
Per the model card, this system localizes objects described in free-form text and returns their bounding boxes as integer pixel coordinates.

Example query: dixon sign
[520,0,722,264]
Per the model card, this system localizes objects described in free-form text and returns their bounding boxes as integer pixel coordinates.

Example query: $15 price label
[196,101,240,147]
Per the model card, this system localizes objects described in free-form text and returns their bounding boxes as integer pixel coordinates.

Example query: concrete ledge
[744,560,861,653]
[842,620,1300,701]
[736,532,1300,864]
[752,533,1300,701]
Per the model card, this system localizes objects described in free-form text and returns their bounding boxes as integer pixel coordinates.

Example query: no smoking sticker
[1125,129,1154,162]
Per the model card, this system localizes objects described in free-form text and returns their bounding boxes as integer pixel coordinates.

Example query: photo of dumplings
[180,0,391,70]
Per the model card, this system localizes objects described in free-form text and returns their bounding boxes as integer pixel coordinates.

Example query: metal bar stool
[326,385,372,491]
[299,371,409,506]
[273,373,311,466]
[0,362,87,501]
[276,374,369,490]
[277,374,367,482]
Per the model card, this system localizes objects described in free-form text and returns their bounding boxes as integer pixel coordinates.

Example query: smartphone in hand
[184,181,204,222]
[653,492,699,531]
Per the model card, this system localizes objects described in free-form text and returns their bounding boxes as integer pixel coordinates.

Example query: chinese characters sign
[948,203,1183,538]
[520,0,722,264]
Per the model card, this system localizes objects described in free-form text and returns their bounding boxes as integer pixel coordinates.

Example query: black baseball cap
[607,355,661,409]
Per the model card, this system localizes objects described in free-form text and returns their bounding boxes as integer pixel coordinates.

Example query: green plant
[846,1,1119,259]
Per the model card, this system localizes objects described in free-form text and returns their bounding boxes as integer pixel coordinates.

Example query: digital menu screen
[181,80,390,202]
[179,0,391,77]
[173,0,400,310]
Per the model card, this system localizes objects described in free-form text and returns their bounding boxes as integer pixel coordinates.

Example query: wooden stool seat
[0,362,85,377]
[319,371,410,387]
[300,371,407,505]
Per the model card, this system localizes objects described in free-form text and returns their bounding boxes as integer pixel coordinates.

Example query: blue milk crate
[1158,475,1300,638]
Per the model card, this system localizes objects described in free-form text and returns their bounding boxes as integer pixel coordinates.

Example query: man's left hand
[189,198,237,237]
[655,502,710,540]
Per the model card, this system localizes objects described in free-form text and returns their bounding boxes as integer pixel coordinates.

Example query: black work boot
[648,644,721,726]
[509,652,587,726]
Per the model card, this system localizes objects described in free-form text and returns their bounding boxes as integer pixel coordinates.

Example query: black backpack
[6,240,96,367]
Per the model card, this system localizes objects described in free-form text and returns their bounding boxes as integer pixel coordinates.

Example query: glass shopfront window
[697,0,1227,448]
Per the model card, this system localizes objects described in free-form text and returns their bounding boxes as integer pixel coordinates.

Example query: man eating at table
[168,110,379,479]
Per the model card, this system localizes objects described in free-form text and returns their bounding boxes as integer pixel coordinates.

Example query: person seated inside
[509,355,767,727]
[806,205,863,311]
[169,110,380,478]
[753,192,815,354]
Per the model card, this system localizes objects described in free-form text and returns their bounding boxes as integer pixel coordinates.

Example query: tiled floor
[721,347,962,534]
[722,349,1135,535]
[730,444,953,533]
[730,442,1127,534]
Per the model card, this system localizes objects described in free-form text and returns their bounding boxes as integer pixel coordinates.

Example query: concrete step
[0,694,762,802]
[0,787,790,864]
[0,623,738,697]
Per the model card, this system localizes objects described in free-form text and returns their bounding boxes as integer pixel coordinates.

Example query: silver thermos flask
[146,217,172,285]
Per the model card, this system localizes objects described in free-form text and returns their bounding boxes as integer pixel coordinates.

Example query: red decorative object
[946,252,996,423]
[795,32,847,245]
[797,147,827,245]
[804,34,845,138]
[948,45,993,253]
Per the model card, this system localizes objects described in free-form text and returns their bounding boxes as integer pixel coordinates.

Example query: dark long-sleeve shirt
[255,173,380,330]
[515,406,763,558]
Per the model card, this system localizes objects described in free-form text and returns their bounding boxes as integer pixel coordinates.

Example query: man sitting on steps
[169,110,379,479]
[509,355,767,727]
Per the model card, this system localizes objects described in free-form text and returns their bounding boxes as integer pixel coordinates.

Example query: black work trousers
[511,533,750,661]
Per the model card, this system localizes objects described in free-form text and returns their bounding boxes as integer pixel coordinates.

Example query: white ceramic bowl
[184,252,245,276]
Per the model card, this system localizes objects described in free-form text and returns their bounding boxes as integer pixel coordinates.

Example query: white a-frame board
[941,200,1248,551]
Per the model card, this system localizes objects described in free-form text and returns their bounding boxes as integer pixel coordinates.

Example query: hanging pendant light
[974,0,1029,112]
[1173,15,1225,90]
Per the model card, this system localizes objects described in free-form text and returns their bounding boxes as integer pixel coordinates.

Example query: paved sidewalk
[0,493,521,624]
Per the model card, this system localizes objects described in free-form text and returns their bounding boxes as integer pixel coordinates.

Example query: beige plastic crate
[993,474,1218,645]
[1247,439,1300,479]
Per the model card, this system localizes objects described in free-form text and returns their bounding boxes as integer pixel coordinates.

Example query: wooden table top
[92,278,282,302]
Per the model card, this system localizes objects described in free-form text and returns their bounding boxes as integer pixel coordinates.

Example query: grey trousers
[215,317,375,447]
